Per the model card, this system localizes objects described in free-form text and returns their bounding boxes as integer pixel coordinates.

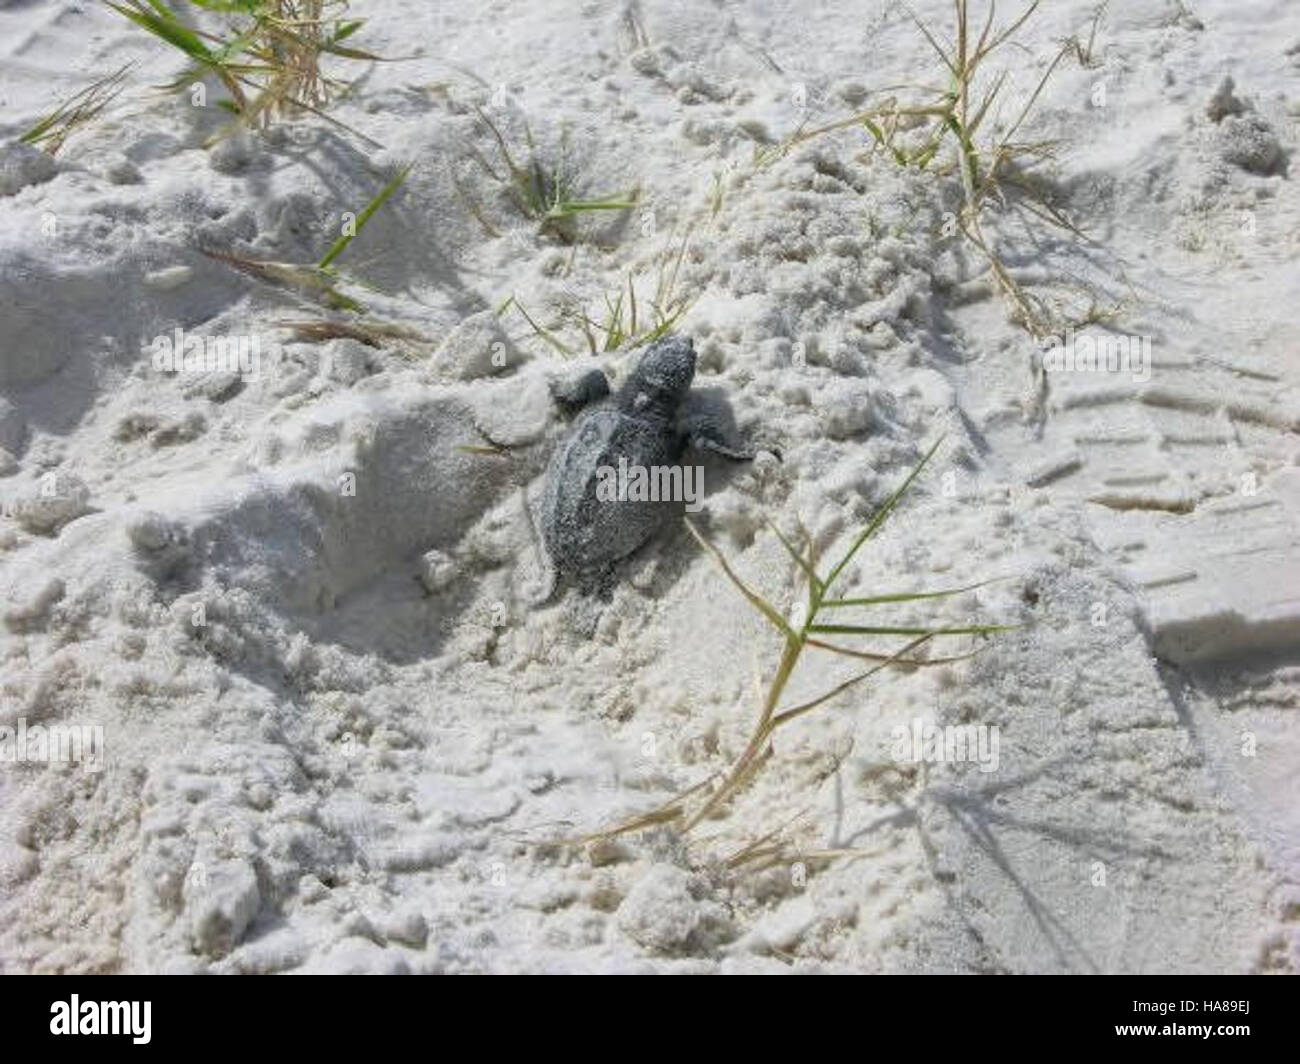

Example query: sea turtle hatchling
[534,334,767,600]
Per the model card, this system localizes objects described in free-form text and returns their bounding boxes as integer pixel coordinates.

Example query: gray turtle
[535,335,765,600]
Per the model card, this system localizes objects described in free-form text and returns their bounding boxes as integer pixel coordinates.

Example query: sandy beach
[0,0,1297,973]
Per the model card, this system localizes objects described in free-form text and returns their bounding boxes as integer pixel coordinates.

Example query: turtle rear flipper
[524,559,561,608]
[519,486,563,607]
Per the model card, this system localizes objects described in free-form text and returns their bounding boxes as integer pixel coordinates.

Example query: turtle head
[620,335,696,416]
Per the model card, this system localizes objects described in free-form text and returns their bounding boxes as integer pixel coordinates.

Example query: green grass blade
[908,7,956,77]
[332,20,364,43]
[821,436,944,594]
[318,163,411,270]
[821,578,1002,608]
[15,64,131,147]
[106,1,218,64]
[685,518,796,640]
[770,632,935,728]
[765,518,821,596]
[546,197,637,218]
[603,288,624,351]
[807,623,1017,636]
[806,637,976,666]
[511,297,573,355]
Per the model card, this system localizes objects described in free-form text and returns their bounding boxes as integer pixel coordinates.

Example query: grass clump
[103,0,384,142]
[501,227,694,357]
[782,1,1097,339]
[462,107,638,243]
[566,233,693,354]
[1065,2,1108,68]
[587,439,1012,862]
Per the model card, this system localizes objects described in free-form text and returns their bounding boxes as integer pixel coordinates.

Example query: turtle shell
[541,405,682,574]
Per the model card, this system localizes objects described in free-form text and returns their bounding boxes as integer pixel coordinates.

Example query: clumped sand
[0,0,1297,973]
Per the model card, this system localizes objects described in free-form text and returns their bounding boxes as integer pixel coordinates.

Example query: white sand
[0,0,1297,973]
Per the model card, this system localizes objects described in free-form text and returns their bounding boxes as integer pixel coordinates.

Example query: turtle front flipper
[689,431,757,461]
[550,367,611,415]
[679,412,782,463]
